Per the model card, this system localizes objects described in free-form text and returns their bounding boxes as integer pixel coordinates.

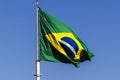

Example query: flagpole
[35,0,40,80]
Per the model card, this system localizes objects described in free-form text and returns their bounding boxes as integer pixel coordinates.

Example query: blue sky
[0,0,120,80]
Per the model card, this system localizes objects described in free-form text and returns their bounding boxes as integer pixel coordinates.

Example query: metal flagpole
[35,0,40,80]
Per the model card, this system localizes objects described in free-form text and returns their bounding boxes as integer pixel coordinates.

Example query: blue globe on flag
[59,37,79,59]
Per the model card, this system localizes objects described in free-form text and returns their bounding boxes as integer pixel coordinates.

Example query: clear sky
[0,0,120,80]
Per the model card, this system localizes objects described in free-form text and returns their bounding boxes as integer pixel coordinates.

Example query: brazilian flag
[39,7,94,67]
